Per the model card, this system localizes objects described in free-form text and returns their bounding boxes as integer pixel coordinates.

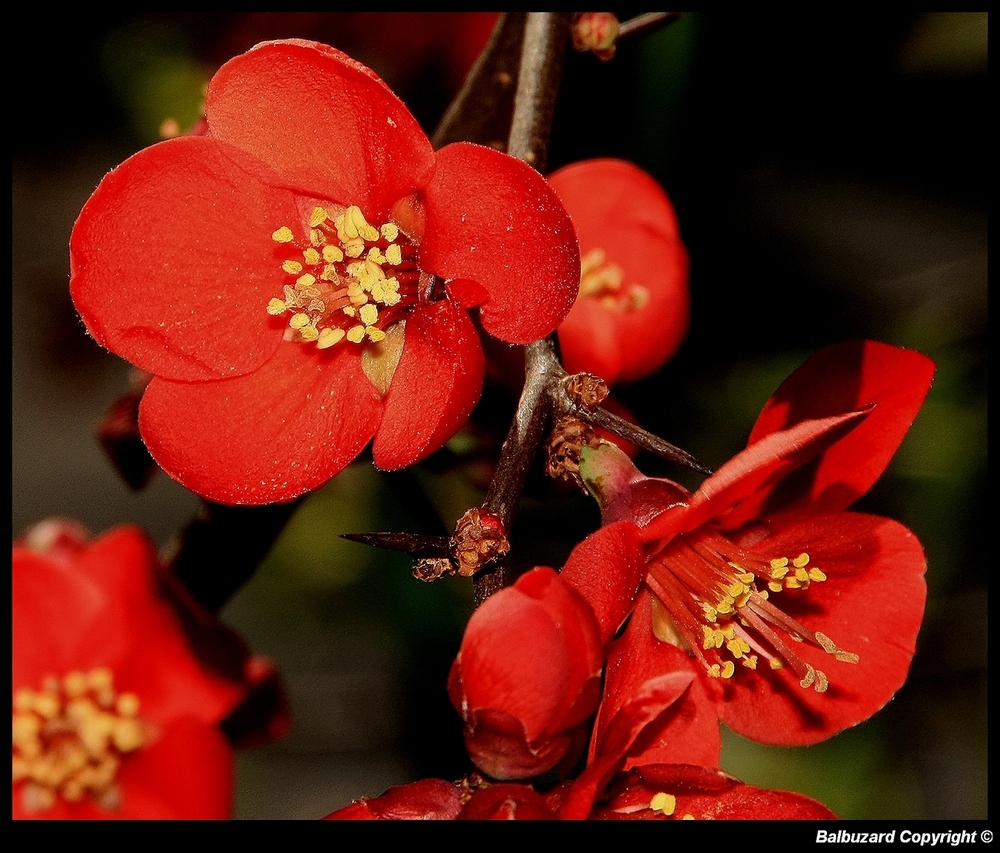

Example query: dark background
[12,13,987,819]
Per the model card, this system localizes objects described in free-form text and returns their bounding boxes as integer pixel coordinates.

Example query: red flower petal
[596,764,837,820]
[561,519,646,645]
[112,716,235,819]
[70,136,301,381]
[716,512,927,745]
[459,783,557,819]
[642,409,869,542]
[421,141,580,344]
[555,298,625,384]
[12,548,104,687]
[324,778,464,820]
[206,39,435,216]
[596,593,721,772]
[138,343,382,505]
[745,339,936,517]
[371,299,485,470]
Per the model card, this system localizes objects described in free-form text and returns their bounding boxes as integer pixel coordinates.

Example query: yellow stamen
[649,792,676,815]
[12,668,150,814]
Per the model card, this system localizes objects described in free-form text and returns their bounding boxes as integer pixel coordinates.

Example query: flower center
[578,248,649,311]
[645,528,858,692]
[12,667,151,813]
[267,204,421,349]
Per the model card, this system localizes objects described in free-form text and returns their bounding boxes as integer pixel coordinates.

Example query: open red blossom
[12,520,283,819]
[548,159,689,386]
[447,567,612,781]
[578,340,935,746]
[70,39,580,506]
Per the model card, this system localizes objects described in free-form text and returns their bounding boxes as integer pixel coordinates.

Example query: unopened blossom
[71,39,579,505]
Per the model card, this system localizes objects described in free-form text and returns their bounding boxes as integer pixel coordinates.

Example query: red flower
[70,39,580,506]
[446,567,609,781]
[577,340,935,746]
[12,520,279,819]
[548,159,689,385]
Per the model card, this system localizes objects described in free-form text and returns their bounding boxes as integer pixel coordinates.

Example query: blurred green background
[12,13,986,819]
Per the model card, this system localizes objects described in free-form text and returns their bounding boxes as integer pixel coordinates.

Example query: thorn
[340,531,452,559]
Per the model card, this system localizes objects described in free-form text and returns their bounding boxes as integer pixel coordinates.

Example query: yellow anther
[649,792,676,815]
[707,664,721,678]
[809,568,827,582]
[385,243,403,265]
[367,327,386,343]
[343,238,366,258]
[346,325,366,344]
[303,248,321,266]
[309,228,325,246]
[769,658,784,670]
[365,259,387,281]
[367,247,387,265]
[795,567,810,583]
[33,694,59,719]
[13,689,34,713]
[296,273,317,289]
[350,206,380,242]
[309,207,329,227]
[317,327,346,349]
[720,661,735,679]
[358,303,379,327]
[281,260,303,275]
[726,636,751,657]
[792,553,810,568]
[289,313,310,330]
[799,665,816,689]
[770,557,789,570]
[307,299,326,313]
[64,672,88,697]
[116,694,139,717]
[320,264,340,282]
[299,325,319,342]
[336,210,358,240]
[272,226,294,243]
[727,581,746,598]
[323,245,344,263]
[742,655,758,670]
[768,580,783,593]
[380,222,399,242]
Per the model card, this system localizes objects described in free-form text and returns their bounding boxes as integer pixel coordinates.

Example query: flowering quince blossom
[70,39,580,506]
[548,158,689,386]
[12,519,287,819]
[577,339,936,746]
